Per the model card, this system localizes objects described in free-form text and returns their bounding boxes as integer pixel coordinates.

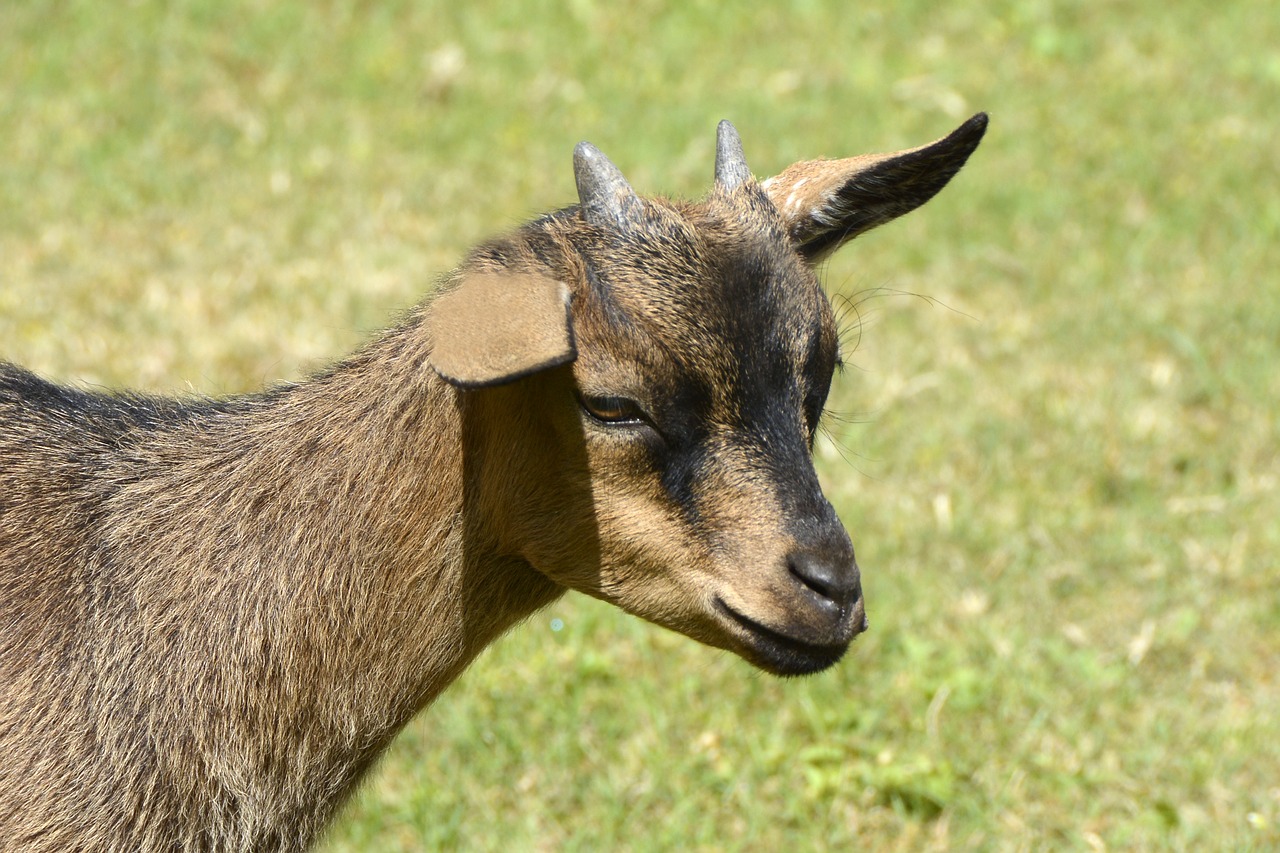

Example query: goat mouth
[713,598,853,677]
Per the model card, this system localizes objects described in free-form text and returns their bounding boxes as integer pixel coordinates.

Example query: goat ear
[428,272,576,388]
[762,113,988,265]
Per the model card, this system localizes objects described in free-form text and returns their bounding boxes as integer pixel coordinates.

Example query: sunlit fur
[0,115,984,851]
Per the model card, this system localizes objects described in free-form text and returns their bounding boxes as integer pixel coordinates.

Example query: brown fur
[0,114,985,851]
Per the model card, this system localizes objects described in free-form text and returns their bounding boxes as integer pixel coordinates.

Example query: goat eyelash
[578,393,650,427]
[815,411,877,473]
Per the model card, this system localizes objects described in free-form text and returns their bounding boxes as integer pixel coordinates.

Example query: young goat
[0,114,986,851]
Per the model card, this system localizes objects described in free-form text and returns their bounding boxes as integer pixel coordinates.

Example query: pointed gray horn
[573,141,642,230]
[714,120,752,190]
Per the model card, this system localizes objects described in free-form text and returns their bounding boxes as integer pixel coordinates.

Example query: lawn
[2,1,1277,849]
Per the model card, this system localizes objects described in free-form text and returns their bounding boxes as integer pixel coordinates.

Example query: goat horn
[573,141,642,231]
[714,120,752,190]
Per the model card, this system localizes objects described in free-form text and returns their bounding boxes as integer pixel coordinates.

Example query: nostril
[788,549,861,607]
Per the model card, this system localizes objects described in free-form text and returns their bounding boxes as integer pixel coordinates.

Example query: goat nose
[788,546,861,609]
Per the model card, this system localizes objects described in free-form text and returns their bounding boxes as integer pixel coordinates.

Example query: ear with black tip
[761,113,989,265]
[427,272,576,389]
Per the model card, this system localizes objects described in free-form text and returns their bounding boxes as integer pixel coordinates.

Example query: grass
[3,0,1278,849]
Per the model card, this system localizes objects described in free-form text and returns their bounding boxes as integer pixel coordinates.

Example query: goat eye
[580,394,647,426]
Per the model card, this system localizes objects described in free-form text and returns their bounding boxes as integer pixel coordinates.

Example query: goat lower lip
[713,598,852,675]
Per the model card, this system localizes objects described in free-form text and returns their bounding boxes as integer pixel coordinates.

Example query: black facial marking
[800,316,838,440]
[645,373,716,528]
[549,191,838,535]
[657,440,709,528]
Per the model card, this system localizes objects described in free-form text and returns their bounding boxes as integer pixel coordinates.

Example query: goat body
[0,115,986,851]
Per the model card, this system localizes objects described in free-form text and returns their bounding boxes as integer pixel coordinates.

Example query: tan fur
[429,273,575,387]
[0,114,985,851]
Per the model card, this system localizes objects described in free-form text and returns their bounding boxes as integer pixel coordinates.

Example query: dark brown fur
[0,115,985,851]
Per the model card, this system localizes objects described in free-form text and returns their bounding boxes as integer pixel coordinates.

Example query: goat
[0,114,987,851]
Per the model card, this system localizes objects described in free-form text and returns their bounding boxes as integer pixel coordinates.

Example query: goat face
[566,194,860,676]
[429,115,987,676]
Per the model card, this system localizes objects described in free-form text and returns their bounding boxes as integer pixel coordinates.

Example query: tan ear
[762,113,988,265]
[427,272,576,388]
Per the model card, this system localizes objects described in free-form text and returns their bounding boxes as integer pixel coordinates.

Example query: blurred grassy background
[3,0,1278,849]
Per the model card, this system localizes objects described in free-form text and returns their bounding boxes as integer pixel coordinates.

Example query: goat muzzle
[713,535,866,677]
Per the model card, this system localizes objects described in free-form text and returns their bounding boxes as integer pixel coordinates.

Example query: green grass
[3,1,1278,849]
